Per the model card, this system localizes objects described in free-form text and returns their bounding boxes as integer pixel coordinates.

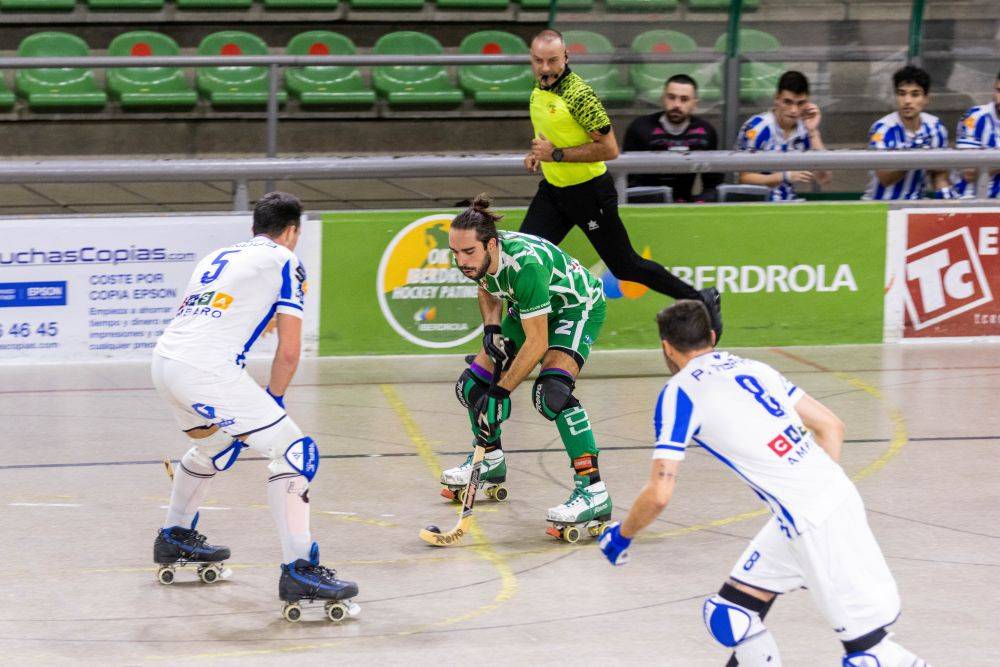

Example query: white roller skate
[545,477,612,543]
[439,448,509,503]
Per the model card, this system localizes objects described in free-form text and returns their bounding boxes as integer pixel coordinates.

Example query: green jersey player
[441,193,612,541]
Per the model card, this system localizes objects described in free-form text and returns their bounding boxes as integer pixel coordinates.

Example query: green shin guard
[556,404,598,468]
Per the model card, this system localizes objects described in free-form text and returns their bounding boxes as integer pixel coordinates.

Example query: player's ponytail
[452,193,503,247]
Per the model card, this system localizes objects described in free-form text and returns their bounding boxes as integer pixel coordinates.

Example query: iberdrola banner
[319,204,887,355]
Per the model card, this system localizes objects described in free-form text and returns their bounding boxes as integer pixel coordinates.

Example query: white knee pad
[243,416,320,481]
[182,428,245,473]
[703,595,767,648]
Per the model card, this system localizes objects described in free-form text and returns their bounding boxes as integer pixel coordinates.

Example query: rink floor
[1,344,997,666]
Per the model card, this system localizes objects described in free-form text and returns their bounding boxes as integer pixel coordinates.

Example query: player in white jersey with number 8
[151,192,359,623]
[599,300,928,666]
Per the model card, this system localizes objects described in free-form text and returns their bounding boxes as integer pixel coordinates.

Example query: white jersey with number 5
[653,351,853,534]
[155,235,306,372]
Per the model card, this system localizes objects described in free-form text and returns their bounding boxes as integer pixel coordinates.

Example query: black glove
[483,324,517,372]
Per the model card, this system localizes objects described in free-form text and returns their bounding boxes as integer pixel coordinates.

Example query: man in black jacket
[624,74,723,202]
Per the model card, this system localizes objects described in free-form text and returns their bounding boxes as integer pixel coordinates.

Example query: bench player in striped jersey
[441,194,612,540]
[736,71,831,201]
[952,70,1000,199]
[863,66,951,200]
[599,300,929,667]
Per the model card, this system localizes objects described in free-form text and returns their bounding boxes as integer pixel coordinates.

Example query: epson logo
[27,286,63,298]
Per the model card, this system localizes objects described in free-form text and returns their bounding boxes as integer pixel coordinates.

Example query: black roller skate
[153,512,232,585]
[279,543,360,623]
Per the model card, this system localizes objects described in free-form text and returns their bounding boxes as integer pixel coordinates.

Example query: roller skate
[545,476,612,543]
[439,447,509,503]
[279,543,360,623]
[154,512,232,585]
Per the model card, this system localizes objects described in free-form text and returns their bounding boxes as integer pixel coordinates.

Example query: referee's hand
[531,133,555,162]
[524,153,540,172]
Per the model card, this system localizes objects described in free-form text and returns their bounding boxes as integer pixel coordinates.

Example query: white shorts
[729,485,901,641]
[151,353,287,438]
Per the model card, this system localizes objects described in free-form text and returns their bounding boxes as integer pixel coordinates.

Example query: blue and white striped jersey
[735,111,812,202]
[156,235,306,371]
[653,351,853,532]
[863,111,949,200]
[952,103,1000,199]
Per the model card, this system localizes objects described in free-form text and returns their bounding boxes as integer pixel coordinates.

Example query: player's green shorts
[501,299,606,369]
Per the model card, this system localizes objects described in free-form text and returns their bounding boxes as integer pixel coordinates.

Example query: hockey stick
[163,458,175,481]
[418,361,501,547]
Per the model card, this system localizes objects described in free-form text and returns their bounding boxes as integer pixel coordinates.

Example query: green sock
[556,404,600,484]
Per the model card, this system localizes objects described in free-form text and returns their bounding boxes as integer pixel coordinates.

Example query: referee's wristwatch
[552,148,564,162]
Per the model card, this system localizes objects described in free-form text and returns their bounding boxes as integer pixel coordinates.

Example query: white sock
[267,474,313,564]
[735,629,782,666]
[163,448,216,530]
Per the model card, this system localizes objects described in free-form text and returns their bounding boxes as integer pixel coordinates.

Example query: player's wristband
[266,386,285,408]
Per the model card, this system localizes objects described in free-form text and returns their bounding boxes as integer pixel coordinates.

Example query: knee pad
[703,592,767,648]
[183,428,246,473]
[243,417,320,482]
[533,370,577,420]
[455,367,489,409]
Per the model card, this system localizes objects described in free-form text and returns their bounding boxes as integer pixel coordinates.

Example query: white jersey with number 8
[155,235,306,372]
[652,351,853,532]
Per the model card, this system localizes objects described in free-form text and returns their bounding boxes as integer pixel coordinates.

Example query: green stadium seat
[106,32,197,108]
[630,29,698,103]
[516,0,592,9]
[562,31,635,105]
[264,0,338,9]
[0,79,14,110]
[688,0,758,8]
[712,29,782,102]
[196,31,288,107]
[87,0,162,11]
[606,0,677,12]
[458,31,533,107]
[372,32,464,107]
[0,0,74,10]
[285,31,375,107]
[435,0,506,9]
[349,0,422,10]
[176,0,250,10]
[15,33,107,110]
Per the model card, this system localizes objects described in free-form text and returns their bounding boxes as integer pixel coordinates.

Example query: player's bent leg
[442,361,506,487]
[704,583,782,667]
[533,366,611,527]
[163,427,242,530]
[842,627,929,667]
[243,417,318,564]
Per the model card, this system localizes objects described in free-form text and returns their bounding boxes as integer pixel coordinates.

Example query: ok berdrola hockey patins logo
[376,214,484,348]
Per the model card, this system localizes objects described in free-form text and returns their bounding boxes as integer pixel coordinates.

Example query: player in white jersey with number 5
[151,192,359,623]
[599,300,928,667]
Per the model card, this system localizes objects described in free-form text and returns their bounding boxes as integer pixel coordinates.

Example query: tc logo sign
[904,226,994,330]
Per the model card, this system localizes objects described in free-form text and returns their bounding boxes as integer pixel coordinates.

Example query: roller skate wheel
[282,603,302,623]
[483,486,495,500]
[456,487,468,504]
[157,566,175,585]
[325,602,348,622]
[346,601,362,618]
[440,488,456,501]
[546,526,562,539]
[562,526,581,543]
[493,485,509,502]
[588,522,606,538]
[198,565,219,584]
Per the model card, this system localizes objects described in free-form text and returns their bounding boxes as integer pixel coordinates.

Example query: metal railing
[1,149,996,210]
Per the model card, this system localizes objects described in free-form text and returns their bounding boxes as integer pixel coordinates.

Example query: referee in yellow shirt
[521,29,722,339]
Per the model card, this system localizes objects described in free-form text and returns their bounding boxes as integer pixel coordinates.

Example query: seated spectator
[735,70,831,201]
[952,69,1000,199]
[863,65,950,200]
[623,74,722,202]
